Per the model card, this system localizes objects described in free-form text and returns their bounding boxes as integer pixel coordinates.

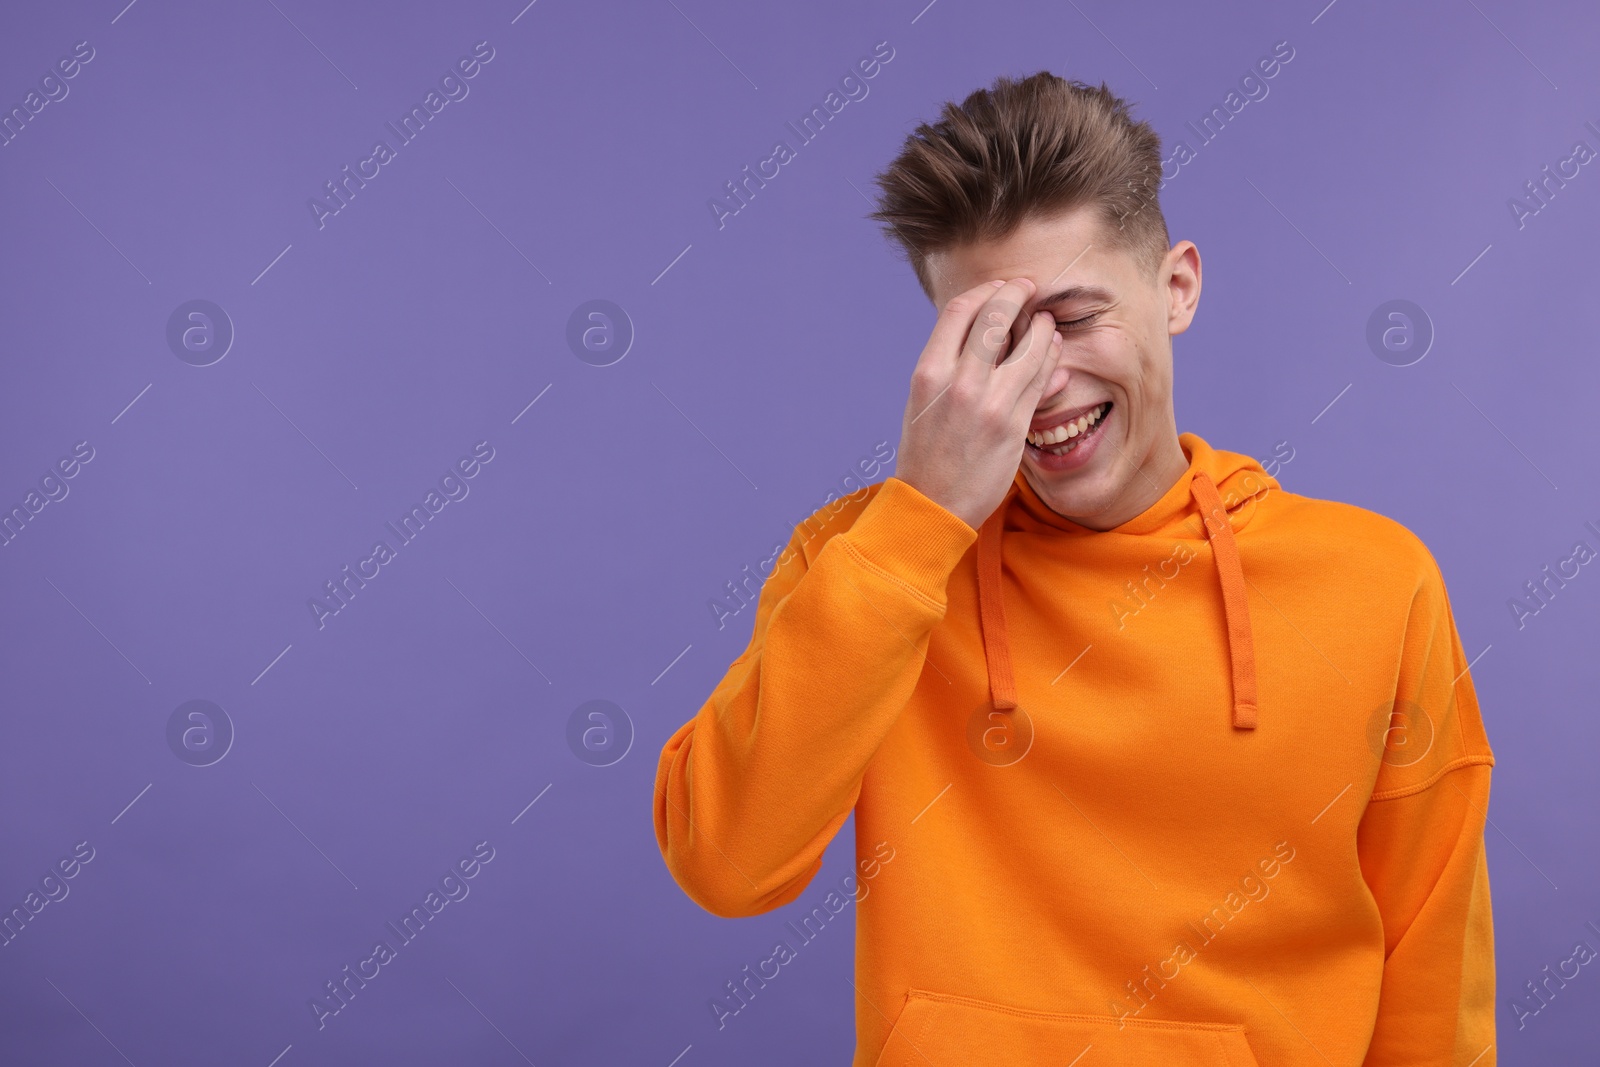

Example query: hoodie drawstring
[1190,471,1258,729]
[975,486,1020,712]
[976,470,1258,730]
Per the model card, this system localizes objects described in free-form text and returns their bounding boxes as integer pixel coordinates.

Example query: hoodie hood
[976,432,1277,730]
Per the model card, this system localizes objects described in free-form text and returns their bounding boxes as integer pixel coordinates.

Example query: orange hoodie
[654,432,1497,1066]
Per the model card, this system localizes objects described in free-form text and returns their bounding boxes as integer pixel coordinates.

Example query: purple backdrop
[1,0,1596,1063]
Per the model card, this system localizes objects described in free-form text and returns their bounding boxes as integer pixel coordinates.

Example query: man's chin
[1023,466,1111,518]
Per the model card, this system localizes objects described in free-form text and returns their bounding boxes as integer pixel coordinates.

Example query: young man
[653,73,1496,1066]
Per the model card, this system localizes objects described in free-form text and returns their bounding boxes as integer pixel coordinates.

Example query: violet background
[1,0,1596,1063]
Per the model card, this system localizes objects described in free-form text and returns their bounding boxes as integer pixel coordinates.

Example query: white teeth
[1028,403,1109,447]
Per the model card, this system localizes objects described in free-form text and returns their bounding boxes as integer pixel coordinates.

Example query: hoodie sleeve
[1357,552,1497,1065]
[653,477,978,918]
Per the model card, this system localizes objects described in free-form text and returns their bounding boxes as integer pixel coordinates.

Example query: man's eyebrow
[1032,284,1117,308]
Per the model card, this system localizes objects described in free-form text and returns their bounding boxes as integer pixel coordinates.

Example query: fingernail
[990,279,1006,287]
[1052,330,1062,344]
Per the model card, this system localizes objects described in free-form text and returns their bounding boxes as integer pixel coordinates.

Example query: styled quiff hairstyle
[868,72,1169,302]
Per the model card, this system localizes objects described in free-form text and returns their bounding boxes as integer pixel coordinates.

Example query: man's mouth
[1027,401,1112,456]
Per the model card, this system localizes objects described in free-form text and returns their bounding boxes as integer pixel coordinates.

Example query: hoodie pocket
[872,989,1263,1067]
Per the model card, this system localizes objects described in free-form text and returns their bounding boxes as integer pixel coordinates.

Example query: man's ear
[1166,241,1201,336]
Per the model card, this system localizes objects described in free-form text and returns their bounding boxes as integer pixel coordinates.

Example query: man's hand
[894,277,1063,531]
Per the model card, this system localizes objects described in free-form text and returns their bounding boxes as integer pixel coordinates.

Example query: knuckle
[979,324,1009,350]
[947,378,980,406]
[976,399,1011,432]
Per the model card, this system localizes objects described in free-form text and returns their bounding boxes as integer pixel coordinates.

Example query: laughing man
[654,72,1496,1066]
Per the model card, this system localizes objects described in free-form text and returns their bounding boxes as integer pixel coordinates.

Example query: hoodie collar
[976,432,1276,731]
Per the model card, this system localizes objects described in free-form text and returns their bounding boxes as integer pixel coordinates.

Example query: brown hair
[867,72,1169,301]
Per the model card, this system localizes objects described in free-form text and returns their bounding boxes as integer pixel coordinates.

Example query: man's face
[925,205,1200,530]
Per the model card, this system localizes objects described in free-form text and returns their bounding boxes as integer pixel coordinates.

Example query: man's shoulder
[1265,486,1441,587]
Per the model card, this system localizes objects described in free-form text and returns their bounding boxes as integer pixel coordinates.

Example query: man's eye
[1056,312,1101,329]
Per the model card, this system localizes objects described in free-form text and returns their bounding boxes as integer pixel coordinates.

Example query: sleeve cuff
[834,476,980,605]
